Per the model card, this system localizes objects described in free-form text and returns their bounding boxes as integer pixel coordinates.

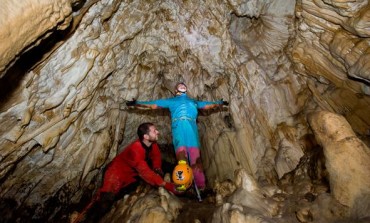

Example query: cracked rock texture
[0,0,369,222]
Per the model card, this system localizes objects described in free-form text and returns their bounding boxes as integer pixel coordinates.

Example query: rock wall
[0,0,369,221]
[309,111,370,218]
[0,0,78,77]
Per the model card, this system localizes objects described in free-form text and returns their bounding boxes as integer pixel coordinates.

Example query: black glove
[126,98,136,106]
[222,100,229,106]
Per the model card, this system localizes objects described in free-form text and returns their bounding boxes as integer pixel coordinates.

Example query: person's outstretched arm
[197,99,229,110]
[126,98,172,109]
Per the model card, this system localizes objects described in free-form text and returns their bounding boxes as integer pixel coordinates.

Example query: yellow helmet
[172,160,193,190]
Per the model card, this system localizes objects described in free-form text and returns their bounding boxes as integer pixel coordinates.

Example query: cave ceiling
[0,0,369,222]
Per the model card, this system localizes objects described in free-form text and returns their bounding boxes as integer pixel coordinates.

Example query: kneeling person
[78,122,180,223]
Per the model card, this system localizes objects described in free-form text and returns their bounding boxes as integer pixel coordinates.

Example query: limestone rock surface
[0,0,369,222]
[308,111,370,218]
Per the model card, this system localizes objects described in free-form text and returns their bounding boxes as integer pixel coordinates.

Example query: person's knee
[176,150,187,161]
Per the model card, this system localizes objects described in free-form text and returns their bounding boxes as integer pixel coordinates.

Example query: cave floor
[175,191,217,223]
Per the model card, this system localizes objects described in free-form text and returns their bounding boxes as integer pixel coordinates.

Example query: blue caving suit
[136,93,222,189]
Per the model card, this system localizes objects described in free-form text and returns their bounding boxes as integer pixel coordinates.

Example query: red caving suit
[99,139,164,194]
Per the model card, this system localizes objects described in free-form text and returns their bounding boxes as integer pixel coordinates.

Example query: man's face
[146,125,159,142]
[176,83,187,93]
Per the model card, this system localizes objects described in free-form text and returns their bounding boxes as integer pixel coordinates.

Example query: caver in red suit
[74,137,179,223]
[99,139,166,194]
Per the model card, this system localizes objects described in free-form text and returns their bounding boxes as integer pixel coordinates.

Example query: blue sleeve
[136,98,172,108]
[196,99,223,109]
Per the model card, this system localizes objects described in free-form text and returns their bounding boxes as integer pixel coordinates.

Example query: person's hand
[154,168,164,177]
[126,98,136,106]
[164,182,183,195]
[219,98,229,107]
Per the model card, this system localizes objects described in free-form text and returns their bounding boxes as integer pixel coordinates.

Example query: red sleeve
[128,143,164,186]
[150,143,162,170]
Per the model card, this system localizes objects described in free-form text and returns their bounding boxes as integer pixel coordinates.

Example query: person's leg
[84,180,140,223]
[78,169,120,223]
[83,191,115,223]
[187,148,206,190]
[83,167,134,223]
[175,146,188,162]
[175,146,206,190]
